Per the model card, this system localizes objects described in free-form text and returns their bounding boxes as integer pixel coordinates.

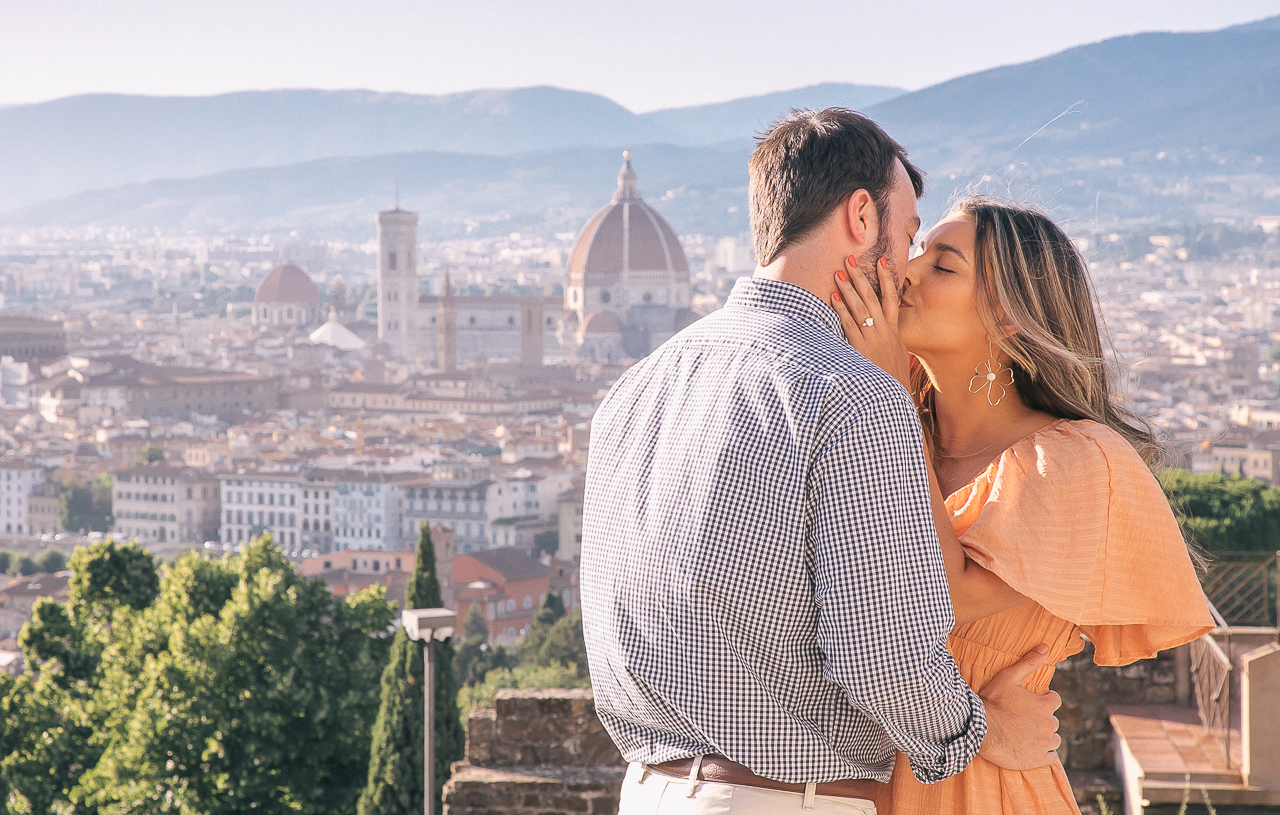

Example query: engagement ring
[862,318,874,327]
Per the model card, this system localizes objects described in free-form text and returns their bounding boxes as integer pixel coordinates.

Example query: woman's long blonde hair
[911,195,1166,468]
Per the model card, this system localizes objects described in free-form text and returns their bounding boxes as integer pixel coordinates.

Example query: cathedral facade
[375,153,694,368]
[560,153,697,361]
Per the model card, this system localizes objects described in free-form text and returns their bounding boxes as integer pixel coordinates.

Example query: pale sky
[3,0,1279,111]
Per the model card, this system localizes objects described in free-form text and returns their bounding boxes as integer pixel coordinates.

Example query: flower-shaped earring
[969,344,1014,406]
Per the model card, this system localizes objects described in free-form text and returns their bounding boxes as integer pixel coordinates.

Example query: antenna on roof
[394,181,400,210]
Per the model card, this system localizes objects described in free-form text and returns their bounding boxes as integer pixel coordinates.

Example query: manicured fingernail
[832,291,841,302]
[836,269,847,282]
[848,255,858,266]
[879,257,887,269]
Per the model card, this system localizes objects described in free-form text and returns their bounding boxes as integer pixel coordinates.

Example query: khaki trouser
[618,763,876,815]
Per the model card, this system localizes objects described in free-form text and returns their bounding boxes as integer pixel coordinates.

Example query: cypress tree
[359,524,464,815]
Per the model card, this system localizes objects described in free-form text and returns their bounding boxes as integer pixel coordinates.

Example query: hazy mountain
[5,17,1280,233]
[0,87,680,211]
[1223,13,1280,32]
[641,83,905,144]
[0,144,754,239]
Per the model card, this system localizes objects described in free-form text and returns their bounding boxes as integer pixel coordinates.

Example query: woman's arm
[831,258,1029,626]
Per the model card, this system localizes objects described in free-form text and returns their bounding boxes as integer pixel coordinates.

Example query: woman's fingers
[830,286,864,345]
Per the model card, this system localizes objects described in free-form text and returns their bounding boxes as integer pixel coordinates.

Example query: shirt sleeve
[956,423,1215,666]
[810,392,985,784]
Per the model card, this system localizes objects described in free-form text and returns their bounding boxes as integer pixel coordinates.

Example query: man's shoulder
[612,305,908,413]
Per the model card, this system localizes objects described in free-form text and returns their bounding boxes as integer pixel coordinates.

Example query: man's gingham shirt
[580,277,985,785]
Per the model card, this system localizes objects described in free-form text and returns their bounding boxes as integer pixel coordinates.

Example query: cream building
[0,459,46,535]
[112,464,220,545]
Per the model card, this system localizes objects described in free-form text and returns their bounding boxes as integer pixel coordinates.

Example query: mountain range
[3,15,1279,234]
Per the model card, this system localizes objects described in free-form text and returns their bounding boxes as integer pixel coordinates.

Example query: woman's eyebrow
[933,242,968,263]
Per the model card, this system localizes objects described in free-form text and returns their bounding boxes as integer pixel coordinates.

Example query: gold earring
[969,342,1014,406]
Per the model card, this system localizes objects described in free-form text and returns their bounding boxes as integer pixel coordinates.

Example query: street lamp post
[402,608,456,815]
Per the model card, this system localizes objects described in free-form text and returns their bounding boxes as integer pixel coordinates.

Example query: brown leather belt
[646,755,880,801]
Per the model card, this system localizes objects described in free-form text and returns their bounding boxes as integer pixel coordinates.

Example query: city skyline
[2,0,1279,111]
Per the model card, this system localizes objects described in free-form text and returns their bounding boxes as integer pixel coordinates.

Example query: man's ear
[843,190,877,249]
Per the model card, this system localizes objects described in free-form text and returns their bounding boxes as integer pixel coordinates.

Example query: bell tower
[376,207,418,358]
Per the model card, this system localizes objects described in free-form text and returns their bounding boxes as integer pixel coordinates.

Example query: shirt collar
[724,276,843,338]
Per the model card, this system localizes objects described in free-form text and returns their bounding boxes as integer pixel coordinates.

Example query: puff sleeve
[951,421,1215,666]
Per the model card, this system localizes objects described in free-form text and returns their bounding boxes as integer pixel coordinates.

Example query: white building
[217,473,302,550]
[113,464,220,545]
[328,470,409,551]
[0,459,46,535]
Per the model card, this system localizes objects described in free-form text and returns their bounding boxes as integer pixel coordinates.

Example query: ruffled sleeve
[952,420,1215,666]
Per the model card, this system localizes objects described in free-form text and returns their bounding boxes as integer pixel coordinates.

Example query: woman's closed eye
[934,264,956,275]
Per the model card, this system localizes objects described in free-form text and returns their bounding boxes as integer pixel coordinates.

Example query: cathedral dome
[256,264,320,304]
[580,311,623,335]
[567,153,689,288]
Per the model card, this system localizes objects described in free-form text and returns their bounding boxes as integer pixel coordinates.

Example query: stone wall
[443,689,626,815]
[1051,640,1184,773]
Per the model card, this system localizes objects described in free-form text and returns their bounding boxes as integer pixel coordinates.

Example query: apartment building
[112,463,220,545]
[0,459,46,535]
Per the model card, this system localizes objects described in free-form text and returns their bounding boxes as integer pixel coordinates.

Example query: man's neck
[753,244,844,305]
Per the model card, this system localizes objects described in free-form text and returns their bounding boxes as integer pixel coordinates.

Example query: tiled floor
[1109,705,1241,785]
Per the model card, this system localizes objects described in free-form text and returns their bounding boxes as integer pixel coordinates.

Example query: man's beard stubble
[855,230,899,299]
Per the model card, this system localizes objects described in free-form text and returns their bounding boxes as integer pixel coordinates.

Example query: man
[580,109,1060,815]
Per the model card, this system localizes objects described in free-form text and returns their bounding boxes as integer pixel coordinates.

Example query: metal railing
[1189,601,1232,767]
[1200,551,1278,627]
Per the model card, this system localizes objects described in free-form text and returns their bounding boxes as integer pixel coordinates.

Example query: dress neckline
[942,418,1071,504]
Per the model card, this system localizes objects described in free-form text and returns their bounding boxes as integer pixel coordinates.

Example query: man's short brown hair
[749,108,924,266]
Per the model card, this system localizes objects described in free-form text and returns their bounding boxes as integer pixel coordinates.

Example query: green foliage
[14,554,36,575]
[519,591,565,663]
[68,538,159,612]
[132,445,165,466]
[532,529,559,558]
[538,609,587,677]
[1160,470,1280,551]
[457,662,590,718]
[461,603,489,641]
[35,548,67,573]
[59,474,113,534]
[360,524,464,815]
[0,550,10,574]
[2,534,396,814]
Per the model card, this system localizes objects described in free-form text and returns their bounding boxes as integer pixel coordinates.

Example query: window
[523,596,532,610]
[601,290,611,303]
[388,251,397,271]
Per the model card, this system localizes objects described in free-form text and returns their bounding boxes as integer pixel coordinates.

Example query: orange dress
[875,419,1215,815]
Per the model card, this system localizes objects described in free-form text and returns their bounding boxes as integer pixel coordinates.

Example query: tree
[76,537,395,814]
[537,609,587,677]
[1160,470,1280,551]
[59,474,113,533]
[533,529,559,558]
[454,604,517,688]
[133,445,165,465]
[519,591,565,664]
[35,548,67,573]
[4,534,393,814]
[360,523,464,815]
[0,550,12,574]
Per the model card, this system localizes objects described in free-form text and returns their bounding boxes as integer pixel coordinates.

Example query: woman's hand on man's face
[831,255,912,389]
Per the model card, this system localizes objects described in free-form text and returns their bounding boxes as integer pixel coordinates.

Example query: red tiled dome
[255,264,320,304]
[567,153,689,289]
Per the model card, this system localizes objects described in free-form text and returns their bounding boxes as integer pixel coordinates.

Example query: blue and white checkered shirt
[580,276,985,785]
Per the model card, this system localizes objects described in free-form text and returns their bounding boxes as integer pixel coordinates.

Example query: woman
[829,195,1214,815]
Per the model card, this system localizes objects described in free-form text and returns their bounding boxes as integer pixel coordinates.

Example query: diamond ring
[862,317,874,328]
